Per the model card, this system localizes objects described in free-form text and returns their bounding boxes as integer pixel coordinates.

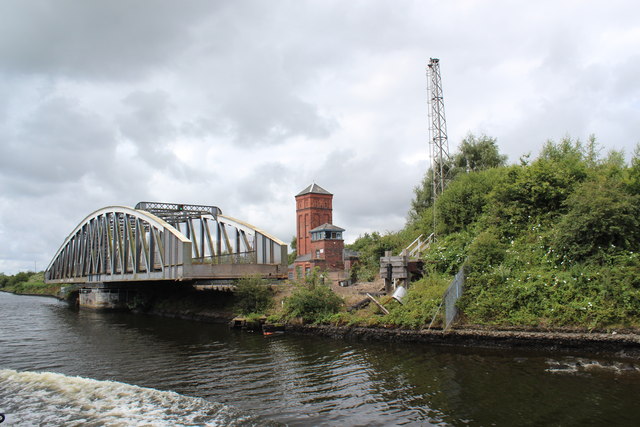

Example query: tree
[435,168,504,234]
[288,236,298,264]
[453,133,507,173]
[408,168,436,223]
[408,133,506,224]
[488,139,589,229]
[625,143,640,195]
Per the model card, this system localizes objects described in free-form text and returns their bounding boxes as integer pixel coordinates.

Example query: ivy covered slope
[349,135,640,330]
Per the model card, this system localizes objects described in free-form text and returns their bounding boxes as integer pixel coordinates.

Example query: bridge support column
[78,284,131,311]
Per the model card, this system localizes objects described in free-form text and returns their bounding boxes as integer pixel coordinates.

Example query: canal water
[1,292,640,426]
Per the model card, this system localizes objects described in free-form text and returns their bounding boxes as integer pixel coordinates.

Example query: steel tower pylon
[427,58,450,201]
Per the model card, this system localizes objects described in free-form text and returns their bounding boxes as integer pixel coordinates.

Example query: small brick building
[292,184,345,279]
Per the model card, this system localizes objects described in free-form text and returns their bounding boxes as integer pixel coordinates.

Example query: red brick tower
[295,183,333,256]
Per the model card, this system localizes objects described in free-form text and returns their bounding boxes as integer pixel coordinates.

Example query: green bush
[339,135,640,330]
[435,168,503,234]
[234,276,274,315]
[465,230,506,275]
[552,177,640,262]
[488,139,589,232]
[283,270,343,323]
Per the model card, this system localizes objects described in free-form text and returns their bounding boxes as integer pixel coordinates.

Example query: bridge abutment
[78,285,132,311]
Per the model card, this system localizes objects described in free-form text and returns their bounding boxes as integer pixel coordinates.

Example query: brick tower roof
[310,223,345,232]
[296,183,332,196]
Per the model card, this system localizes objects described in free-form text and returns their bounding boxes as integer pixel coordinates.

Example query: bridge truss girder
[45,205,287,284]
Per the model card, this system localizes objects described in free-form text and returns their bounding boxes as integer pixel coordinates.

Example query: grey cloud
[0,97,116,191]
[0,0,216,81]
[119,91,175,152]
[116,90,214,185]
[303,148,419,233]
[232,162,294,207]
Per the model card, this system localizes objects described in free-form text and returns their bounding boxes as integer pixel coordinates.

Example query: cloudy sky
[1,0,639,274]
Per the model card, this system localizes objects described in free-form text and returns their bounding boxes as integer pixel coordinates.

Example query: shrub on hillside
[488,139,589,233]
[435,168,503,234]
[465,230,506,275]
[553,177,640,263]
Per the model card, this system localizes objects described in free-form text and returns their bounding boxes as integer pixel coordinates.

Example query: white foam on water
[0,369,261,426]
[545,358,640,375]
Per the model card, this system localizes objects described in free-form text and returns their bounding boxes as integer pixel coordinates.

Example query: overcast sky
[1,0,639,274]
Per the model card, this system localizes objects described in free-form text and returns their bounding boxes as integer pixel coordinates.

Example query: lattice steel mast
[427,58,450,202]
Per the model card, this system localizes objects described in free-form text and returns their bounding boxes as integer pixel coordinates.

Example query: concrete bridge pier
[78,284,132,310]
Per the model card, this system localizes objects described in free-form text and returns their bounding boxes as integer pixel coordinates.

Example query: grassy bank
[0,271,61,297]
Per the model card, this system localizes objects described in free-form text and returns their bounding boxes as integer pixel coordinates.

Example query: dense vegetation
[282,269,343,323]
[0,271,61,296]
[234,276,274,315]
[346,134,640,330]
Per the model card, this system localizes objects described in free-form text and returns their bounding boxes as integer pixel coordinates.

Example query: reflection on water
[1,292,640,426]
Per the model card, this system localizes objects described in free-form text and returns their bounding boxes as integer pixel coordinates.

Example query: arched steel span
[45,204,288,284]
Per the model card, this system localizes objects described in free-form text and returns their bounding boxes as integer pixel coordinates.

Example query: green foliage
[460,251,640,329]
[408,168,436,223]
[488,141,589,232]
[421,231,470,274]
[465,230,507,275]
[453,133,507,172]
[234,276,274,315]
[408,133,507,225]
[340,133,640,330]
[283,269,343,323]
[626,143,640,195]
[383,274,450,328]
[0,271,60,296]
[288,236,298,264]
[435,168,503,234]
[552,177,640,262]
[346,231,410,282]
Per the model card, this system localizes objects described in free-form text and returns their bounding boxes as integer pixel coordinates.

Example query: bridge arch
[45,203,287,284]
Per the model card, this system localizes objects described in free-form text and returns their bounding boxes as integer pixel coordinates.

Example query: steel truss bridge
[45,202,288,285]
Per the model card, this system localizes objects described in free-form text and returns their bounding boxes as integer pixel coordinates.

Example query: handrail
[405,232,435,259]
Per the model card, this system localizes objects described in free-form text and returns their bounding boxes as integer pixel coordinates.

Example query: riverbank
[130,295,640,359]
[0,272,61,297]
[7,284,640,358]
[283,324,640,359]
[0,286,61,298]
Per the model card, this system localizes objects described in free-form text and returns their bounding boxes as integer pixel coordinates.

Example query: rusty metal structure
[427,58,450,200]
[45,202,287,284]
